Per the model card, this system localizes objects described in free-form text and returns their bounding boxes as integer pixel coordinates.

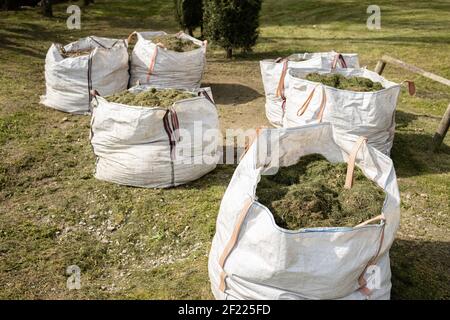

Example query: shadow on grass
[84,0,177,32]
[1,21,63,42]
[391,110,450,178]
[391,238,450,300]
[201,83,262,105]
[0,39,46,60]
[0,20,68,59]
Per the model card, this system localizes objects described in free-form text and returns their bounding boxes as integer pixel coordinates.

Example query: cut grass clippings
[152,35,200,52]
[106,88,196,107]
[305,73,384,92]
[256,154,385,230]
[58,45,94,59]
[287,55,306,62]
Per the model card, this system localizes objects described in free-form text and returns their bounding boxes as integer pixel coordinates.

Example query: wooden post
[432,103,450,152]
[226,47,233,59]
[380,55,450,86]
[374,60,386,75]
[374,55,450,151]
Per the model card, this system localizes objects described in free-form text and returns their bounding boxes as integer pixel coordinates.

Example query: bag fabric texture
[208,123,400,300]
[260,52,360,127]
[90,86,219,188]
[283,68,401,155]
[41,36,129,114]
[129,31,206,91]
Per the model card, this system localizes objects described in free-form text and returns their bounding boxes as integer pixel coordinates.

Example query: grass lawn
[0,0,449,299]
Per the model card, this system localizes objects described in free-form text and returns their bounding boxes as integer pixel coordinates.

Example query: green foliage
[174,0,203,35]
[203,0,262,58]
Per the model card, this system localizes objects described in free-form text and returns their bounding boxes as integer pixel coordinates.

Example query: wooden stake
[374,60,386,75]
[380,55,450,87]
[374,55,450,151]
[432,103,450,152]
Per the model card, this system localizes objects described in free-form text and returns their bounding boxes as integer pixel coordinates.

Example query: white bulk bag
[90,86,219,188]
[129,31,206,91]
[41,36,129,114]
[209,123,400,300]
[283,68,401,155]
[260,52,359,127]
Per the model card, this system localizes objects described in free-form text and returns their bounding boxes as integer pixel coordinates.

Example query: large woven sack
[260,52,359,127]
[208,123,400,300]
[41,36,129,114]
[283,68,401,155]
[90,86,219,188]
[129,31,206,91]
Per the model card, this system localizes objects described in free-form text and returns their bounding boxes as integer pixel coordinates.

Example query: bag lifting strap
[218,198,254,292]
[345,136,368,189]
[240,127,266,161]
[275,59,288,99]
[297,85,327,122]
[331,53,348,69]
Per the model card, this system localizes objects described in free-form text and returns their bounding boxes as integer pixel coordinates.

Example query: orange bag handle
[402,80,416,96]
[146,45,159,82]
[275,59,288,98]
[331,52,348,69]
[218,198,254,292]
[344,136,368,189]
[297,85,327,122]
[239,127,267,161]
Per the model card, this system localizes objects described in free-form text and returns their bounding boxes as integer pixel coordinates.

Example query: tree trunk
[3,0,20,10]
[226,47,232,59]
[42,0,52,17]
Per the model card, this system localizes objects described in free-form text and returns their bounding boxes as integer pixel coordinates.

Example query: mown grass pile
[107,88,196,107]
[151,35,200,52]
[306,73,384,92]
[58,46,94,58]
[287,55,306,62]
[256,154,385,230]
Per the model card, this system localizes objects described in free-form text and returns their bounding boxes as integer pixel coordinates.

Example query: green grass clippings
[256,154,385,229]
[151,35,200,52]
[305,73,384,92]
[107,88,196,108]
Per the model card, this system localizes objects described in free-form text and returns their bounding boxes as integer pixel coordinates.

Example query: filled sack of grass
[129,31,207,91]
[209,123,400,300]
[41,36,129,114]
[260,52,359,127]
[90,86,219,188]
[283,68,403,155]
